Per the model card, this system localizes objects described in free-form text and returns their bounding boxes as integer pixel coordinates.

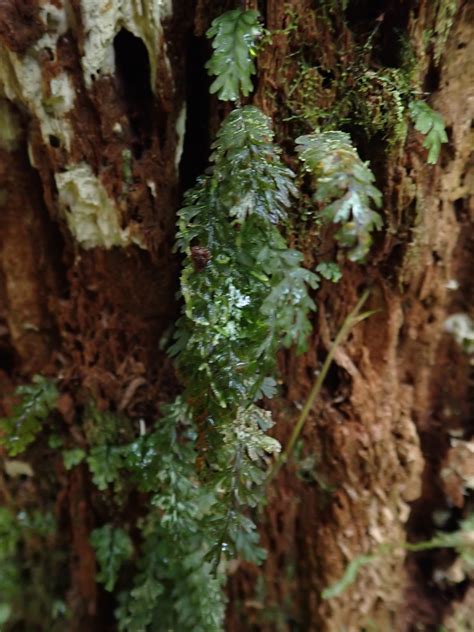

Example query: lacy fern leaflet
[296,131,383,262]
[206,9,262,102]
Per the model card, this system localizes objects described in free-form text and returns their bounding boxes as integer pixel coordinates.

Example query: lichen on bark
[55,162,145,249]
[0,0,178,251]
[79,0,173,90]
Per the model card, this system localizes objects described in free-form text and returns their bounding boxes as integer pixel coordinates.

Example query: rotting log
[0,1,472,630]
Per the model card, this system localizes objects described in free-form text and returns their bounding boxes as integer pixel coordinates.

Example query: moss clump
[433,0,458,63]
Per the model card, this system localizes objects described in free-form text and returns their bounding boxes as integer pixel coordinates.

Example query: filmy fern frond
[90,525,133,592]
[174,105,316,418]
[296,131,383,262]
[409,100,448,165]
[206,9,261,102]
[170,104,318,575]
[114,399,226,632]
[211,106,297,223]
[0,375,58,456]
[208,405,280,566]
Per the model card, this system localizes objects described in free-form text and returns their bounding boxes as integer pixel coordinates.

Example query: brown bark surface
[0,1,472,631]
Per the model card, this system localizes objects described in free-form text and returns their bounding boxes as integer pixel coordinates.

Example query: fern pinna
[296,131,383,262]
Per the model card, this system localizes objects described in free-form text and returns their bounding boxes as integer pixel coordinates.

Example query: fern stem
[322,531,469,600]
[268,288,372,482]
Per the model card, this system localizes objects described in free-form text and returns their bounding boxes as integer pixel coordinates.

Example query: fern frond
[115,399,226,632]
[211,106,297,223]
[87,445,123,490]
[0,376,58,456]
[207,405,280,566]
[296,131,383,262]
[90,525,133,592]
[0,507,58,627]
[316,261,342,283]
[206,9,262,101]
[169,104,318,574]
[174,106,316,418]
[409,100,448,165]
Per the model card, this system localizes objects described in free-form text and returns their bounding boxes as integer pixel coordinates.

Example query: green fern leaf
[170,104,318,575]
[62,448,86,470]
[91,525,133,592]
[115,401,226,632]
[207,405,280,565]
[206,9,261,101]
[0,376,58,456]
[409,100,448,164]
[211,106,297,224]
[174,106,316,417]
[316,261,342,282]
[87,445,123,490]
[296,131,383,262]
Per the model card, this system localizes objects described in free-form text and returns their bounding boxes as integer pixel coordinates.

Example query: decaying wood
[0,1,472,630]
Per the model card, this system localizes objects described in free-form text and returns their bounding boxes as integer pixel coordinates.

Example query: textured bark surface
[0,1,472,631]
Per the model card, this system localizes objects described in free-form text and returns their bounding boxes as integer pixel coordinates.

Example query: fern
[90,525,133,592]
[117,517,225,632]
[316,261,342,283]
[80,398,280,629]
[114,399,226,632]
[206,9,262,102]
[123,18,319,618]
[49,398,225,630]
[173,106,316,416]
[165,12,317,614]
[87,445,124,490]
[207,405,280,566]
[0,376,58,456]
[62,448,86,470]
[0,508,61,627]
[210,106,298,223]
[409,100,448,164]
[171,108,317,573]
[296,131,383,262]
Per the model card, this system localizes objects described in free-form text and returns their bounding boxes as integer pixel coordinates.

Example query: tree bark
[0,1,472,631]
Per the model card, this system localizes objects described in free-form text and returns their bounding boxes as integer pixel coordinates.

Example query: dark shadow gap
[179,32,212,192]
[113,29,154,157]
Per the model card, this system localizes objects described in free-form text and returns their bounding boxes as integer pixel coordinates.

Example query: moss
[285,56,415,150]
[285,64,335,130]
[433,0,458,63]
[276,9,418,151]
